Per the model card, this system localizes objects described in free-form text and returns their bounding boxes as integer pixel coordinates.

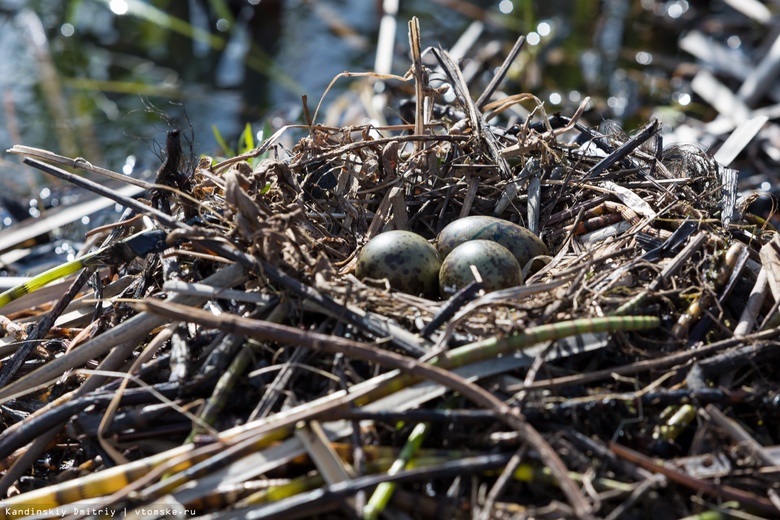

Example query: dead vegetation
[1,17,780,520]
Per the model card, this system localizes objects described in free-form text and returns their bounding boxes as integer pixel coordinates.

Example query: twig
[7,145,153,190]
[583,119,660,179]
[21,157,186,231]
[0,266,95,387]
[703,404,776,467]
[136,298,600,519]
[476,35,525,109]
[508,327,780,393]
[408,16,426,145]
[610,442,777,514]
[0,264,248,405]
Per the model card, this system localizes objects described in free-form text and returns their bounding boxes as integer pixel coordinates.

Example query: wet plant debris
[2,17,780,520]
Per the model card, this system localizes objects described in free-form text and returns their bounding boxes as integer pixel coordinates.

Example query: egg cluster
[356,216,549,298]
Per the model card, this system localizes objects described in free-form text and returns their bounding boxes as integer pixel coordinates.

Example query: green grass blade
[240,122,255,154]
[432,315,660,370]
[212,124,234,157]
[364,422,429,519]
[355,316,660,407]
[0,252,96,309]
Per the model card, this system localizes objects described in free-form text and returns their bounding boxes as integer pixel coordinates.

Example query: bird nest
[1,21,779,520]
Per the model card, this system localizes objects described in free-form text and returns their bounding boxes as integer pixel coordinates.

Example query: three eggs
[356,216,549,298]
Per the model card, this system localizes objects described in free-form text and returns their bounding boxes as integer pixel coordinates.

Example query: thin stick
[21,157,186,231]
[583,119,660,179]
[7,145,153,190]
[0,267,95,387]
[507,326,780,393]
[610,442,776,514]
[408,17,426,144]
[476,35,525,109]
[0,264,247,405]
[703,404,776,466]
[138,300,659,518]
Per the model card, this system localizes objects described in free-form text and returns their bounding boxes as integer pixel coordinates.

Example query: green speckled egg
[436,216,549,270]
[356,230,441,297]
[439,240,523,294]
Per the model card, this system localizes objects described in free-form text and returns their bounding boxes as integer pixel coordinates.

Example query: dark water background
[0,0,747,233]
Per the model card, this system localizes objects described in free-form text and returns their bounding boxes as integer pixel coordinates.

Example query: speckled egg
[436,216,549,270]
[439,240,523,294]
[356,230,441,297]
